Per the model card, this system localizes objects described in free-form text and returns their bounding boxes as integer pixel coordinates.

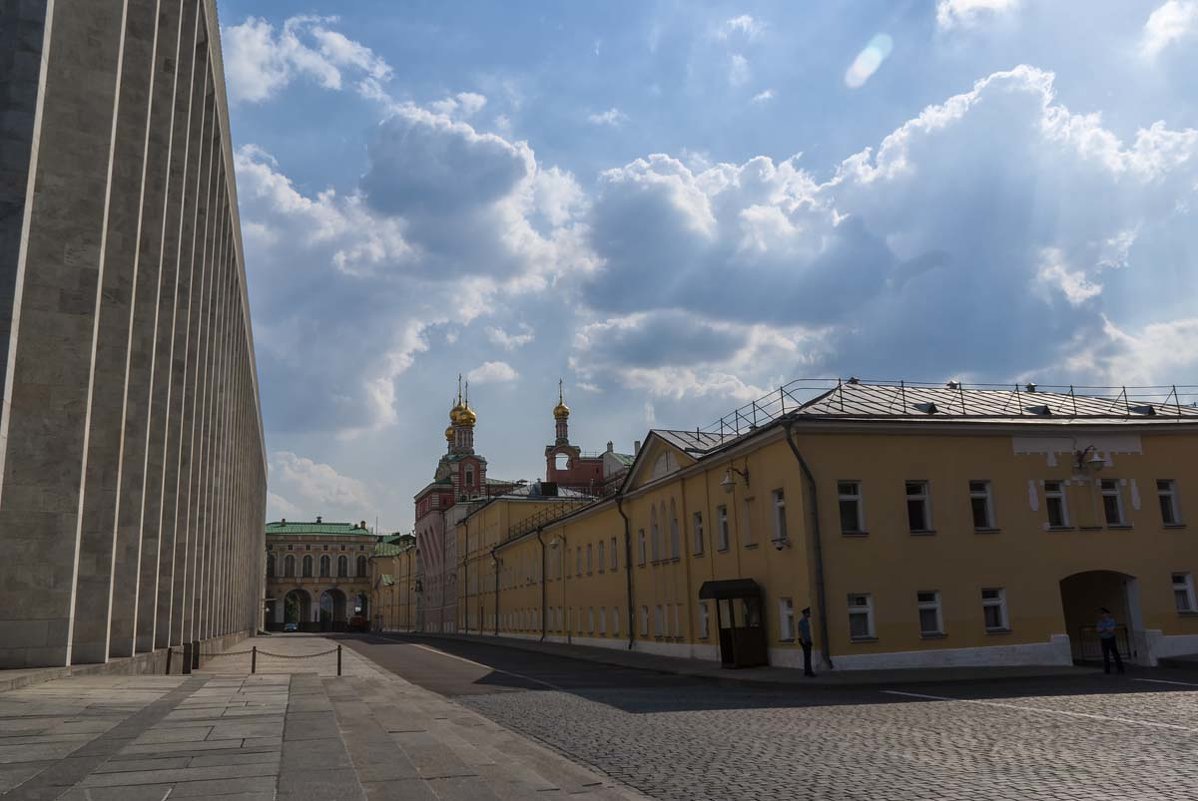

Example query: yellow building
[451,379,1198,671]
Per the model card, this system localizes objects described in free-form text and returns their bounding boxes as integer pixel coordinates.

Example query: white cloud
[936,0,1021,30]
[1140,1,1198,58]
[1064,317,1198,386]
[468,361,520,384]
[588,108,629,127]
[223,16,392,103]
[269,451,373,519]
[719,15,766,40]
[429,91,488,117]
[728,54,750,87]
[1035,248,1103,306]
[751,89,775,103]
[486,324,535,351]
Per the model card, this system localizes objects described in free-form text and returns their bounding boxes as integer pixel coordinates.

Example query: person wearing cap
[798,607,815,677]
[1096,607,1124,674]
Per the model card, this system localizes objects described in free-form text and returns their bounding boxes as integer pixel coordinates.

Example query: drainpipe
[616,495,634,650]
[782,421,833,670]
[536,528,547,642]
[490,547,500,636]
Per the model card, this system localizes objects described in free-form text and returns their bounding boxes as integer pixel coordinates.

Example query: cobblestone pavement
[343,635,1198,801]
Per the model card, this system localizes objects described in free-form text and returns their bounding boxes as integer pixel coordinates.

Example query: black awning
[698,578,762,600]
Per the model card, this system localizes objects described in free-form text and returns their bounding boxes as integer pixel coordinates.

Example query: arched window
[555,453,569,471]
[284,555,295,577]
[338,555,348,577]
[669,499,680,559]
[302,555,313,578]
[356,555,367,577]
[320,555,330,577]
[650,507,660,562]
[267,554,275,578]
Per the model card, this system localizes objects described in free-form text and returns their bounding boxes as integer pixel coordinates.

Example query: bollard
[192,640,200,671]
[337,645,342,676]
[165,646,173,675]
[182,642,192,675]
[251,646,257,674]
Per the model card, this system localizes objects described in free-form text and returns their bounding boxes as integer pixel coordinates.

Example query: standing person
[1097,607,1124,675]
[798,607,816,677]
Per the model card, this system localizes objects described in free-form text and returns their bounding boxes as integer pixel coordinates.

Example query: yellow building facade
[446,381,1198,671]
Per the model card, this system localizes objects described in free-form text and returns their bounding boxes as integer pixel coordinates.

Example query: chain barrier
[163,641,344,676]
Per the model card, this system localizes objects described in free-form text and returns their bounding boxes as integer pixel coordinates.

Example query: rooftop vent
[946,381,960,390]
[280,518,286,526]
[1026,404,1052,416]
[846,376,861,385]
[1130,404,1157,416]
[914,402,939,415]
[1025,382,1037,393]
[316,515,322,524]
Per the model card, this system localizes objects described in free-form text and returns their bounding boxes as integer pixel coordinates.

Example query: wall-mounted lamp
[1074,445,1106,474]
[721,466,750,494]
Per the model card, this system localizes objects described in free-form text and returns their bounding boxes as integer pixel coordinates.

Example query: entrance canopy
[699,579,761,600]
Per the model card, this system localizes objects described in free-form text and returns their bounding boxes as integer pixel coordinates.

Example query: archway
[320,588,348,630]
[284,589,311,626]
[1060,570,1144,664]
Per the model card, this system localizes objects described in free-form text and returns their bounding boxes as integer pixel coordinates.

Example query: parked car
[283,622,299,633]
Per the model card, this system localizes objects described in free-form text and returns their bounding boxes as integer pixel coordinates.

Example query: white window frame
[699,602,710,639]
[1044,481,1070,528]
[588,607,595,634]
[576,548,582,577]
[653,605,664,637]
[838,481,865,534]
[1173,572,1197,613]
[982,587,1009,632]
[610,536,618,569]
[597,540,605,573]
[640,605,649,636]
[1158,480,1182,526]
[905,480,932,533]
[847,593,875,641]
[716,505,730,550]
[586,543,593,574]
[1100,479,1126,526]
[612,607,620,636]
[917,590,943,637]
[637,530,646,565]
[772,489,788,545]
[598,607,607,635]
[673,604,681,638]
[969,480,995,530]
[670,514,680,559]
[693,512,705,555]
[779,597,795,641]
[650,510,661,562]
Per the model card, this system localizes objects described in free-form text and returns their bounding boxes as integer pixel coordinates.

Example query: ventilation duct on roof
[1026,404,1052,416]
[1130,404,1157,416]
[914,402,939,415]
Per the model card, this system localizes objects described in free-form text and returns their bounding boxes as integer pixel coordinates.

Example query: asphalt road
[336,633,1198,801]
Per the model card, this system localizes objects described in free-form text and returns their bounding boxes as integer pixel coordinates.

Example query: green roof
[265,520,375,537]
[373,542,410,557]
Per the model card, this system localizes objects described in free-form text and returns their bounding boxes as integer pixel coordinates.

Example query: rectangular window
[699,602,710,639]
[640,606,649,636]
[742,498,755,546]
[847,593,875,641]
[917,591,943,636]
[597,541,605,573]
[982,588,1008,631]
[838,481,865,534]
[779,597,795,641]
[1173,573,1197,613]
[1101,479,1125,525]
[693,512,705,555]
[637,530,646,565]
[906,480,931,532]
[598,607,607,635]
[716,505,730,551]
[1159,480,1182,525]
[586,544,593,574]
[588,608,595,634]
[654,605,664,637]
[610,536,618,569]
[772,489,788,544]
[612,607,620,636]
[970,480,995,529]
[576,548,582,577]
[674,604,681,638]
[1044,481,1069,528]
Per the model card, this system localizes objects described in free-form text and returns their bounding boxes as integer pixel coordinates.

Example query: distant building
[545,381,633,495]
[264,518,377,630]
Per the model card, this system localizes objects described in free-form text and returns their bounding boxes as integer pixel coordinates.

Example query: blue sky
[219,0,1198,532]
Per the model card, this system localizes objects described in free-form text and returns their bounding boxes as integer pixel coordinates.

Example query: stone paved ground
[0,635,649,800]
[341,635,1198,801]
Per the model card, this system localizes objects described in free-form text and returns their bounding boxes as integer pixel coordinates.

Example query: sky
[218,0,1198,533]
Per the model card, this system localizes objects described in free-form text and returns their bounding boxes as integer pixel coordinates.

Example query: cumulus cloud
[587,108,629,127]
[719,15,766,41]
[468,361,520,384]
[936,0,1021,30]
[269,451,373,519]
[223,16,392,103]
[1140,1,1198,58]
[728,54,750,87]
[429,92,488,117]
[579,66,1198,388]
[486,324,535,350]
[752,89,775,103]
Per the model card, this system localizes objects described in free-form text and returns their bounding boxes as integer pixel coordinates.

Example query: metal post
[337,645,342,676]
[251,646,257,674]
[182,642,192,674]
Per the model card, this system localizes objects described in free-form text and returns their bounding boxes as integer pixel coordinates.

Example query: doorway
[1059,571,1143,664]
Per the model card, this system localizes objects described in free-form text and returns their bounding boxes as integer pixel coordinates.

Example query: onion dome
[450,401,467,425]
[444,425,454,442]
[459,404,477,426]
[553,400,570,420]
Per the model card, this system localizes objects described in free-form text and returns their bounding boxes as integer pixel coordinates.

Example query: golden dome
[459,404,477,426]
[553,401,570,420]
[450,401,467,425]
[444,425,454,442]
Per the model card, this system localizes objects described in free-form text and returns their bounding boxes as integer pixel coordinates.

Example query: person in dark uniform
[798,607,815,677]
[1097,607,1124,675]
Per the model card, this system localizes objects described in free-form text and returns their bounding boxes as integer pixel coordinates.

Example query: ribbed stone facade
[0,0,267,668]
